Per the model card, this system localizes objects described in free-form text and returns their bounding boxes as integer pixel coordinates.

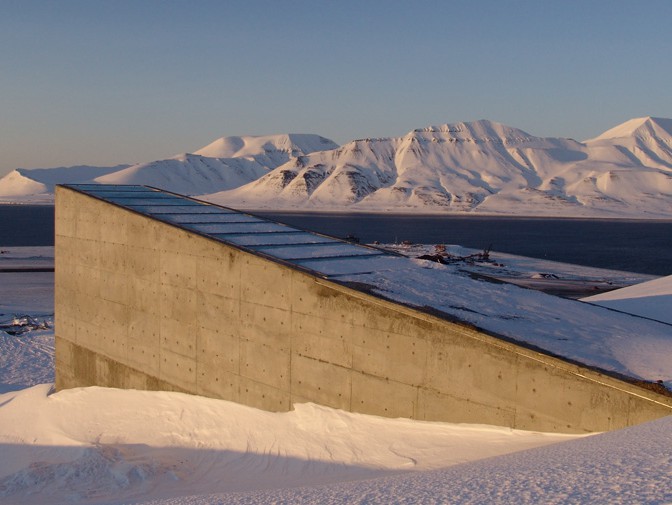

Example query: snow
[587,116,672,142]
[193,134,339,159]
[0,385,579,505]
[93,154,271,196]
[0,135,338,203]
[0,246,55,272]
[582,275,672,325]
[1,247,672,504]
[0,170,49,197]
[2,117,672,218]
[166,415,672,505]
[0,248,54,393]
[381,243,655,298]
[94,136,325,194]
[0,166,129,202]
[205,117,672,217]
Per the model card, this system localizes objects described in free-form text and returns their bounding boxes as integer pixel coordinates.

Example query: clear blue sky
[1,0,671,177]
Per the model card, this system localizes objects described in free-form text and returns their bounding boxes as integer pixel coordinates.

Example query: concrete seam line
[519,353,672,409]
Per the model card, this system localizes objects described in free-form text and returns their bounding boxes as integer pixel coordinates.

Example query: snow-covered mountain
[193,133,339,159]
[93,154,272,196]
[95,134,339,195]
[206,117,672,218]
[1,118,671,218]
[0,165,130,202]
[0,134,338,202]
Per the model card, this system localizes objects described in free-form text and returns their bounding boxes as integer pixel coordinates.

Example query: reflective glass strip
[295,255,403,277]
[131,205,222,213]
[223,233,338,247]
[161,213,258,224]
[101,192,187,200]
[66,184,150,192]
[106,197,202,206]
[252,242,375,260]
[185,222,294,234]
[77,190,167,199]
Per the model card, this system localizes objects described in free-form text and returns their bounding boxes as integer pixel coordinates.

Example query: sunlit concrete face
[55,185,672,434]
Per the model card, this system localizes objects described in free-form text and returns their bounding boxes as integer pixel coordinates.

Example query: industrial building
[55,184,672,433]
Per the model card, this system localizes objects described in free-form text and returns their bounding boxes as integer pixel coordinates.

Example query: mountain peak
[588,117,672,142]
[412,120,534,142]
[193,133,338,159]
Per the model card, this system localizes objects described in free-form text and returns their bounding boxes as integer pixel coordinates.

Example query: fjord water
[1,206,671,276]
[0,205,55,246]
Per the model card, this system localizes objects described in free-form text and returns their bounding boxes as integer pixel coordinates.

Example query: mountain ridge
[205,118,671,217]
[587,116,672,142]
[1,118,671,218]
[193,133,338,159]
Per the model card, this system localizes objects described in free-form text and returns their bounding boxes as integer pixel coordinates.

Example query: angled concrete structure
[55,184,672,434]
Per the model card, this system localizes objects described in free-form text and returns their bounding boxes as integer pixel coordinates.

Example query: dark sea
[258,212,672,277]
[1,205,671,276]
[0,205,55,247]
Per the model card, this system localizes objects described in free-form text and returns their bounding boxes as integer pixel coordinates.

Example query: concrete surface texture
[54,185,672,434]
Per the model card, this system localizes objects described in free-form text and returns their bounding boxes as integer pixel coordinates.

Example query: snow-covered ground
[583,274,672,325]
[0,247,54,394]
[1,247,671,504]
[378,243,656,298]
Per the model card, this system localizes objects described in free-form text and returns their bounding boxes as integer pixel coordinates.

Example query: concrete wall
[55,186,672,434]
